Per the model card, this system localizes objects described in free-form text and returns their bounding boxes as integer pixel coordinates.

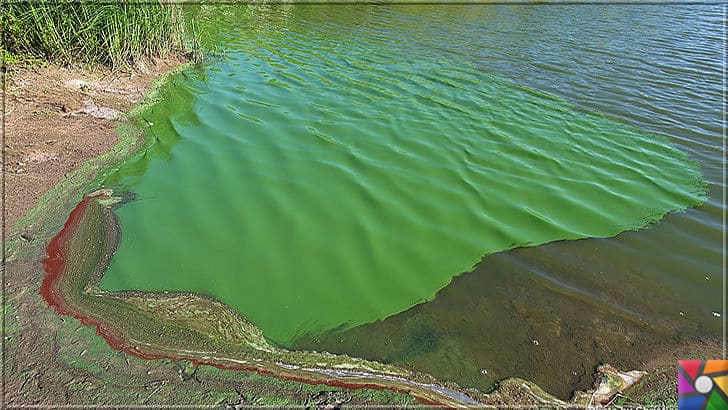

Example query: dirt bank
[3,58,186,229]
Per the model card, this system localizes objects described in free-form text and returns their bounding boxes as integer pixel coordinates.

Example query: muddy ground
[3,58,188,228]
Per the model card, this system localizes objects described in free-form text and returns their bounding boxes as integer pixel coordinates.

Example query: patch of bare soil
[3,57,185,229]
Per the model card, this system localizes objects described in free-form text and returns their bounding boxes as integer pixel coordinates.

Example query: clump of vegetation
[1,1,200,69]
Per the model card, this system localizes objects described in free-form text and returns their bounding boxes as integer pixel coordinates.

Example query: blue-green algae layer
[100,6,705,346]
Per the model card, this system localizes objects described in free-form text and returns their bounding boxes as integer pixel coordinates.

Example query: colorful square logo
[678,360,728,410]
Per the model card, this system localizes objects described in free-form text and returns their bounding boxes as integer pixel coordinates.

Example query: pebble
[65,79,86,89]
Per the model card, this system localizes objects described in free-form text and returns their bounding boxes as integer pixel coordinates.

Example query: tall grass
[1,1,200,69]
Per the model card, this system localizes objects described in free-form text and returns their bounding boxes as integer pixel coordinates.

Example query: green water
[99,4,717,396]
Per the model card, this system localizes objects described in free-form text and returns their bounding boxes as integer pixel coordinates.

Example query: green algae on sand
[97,6,705,347]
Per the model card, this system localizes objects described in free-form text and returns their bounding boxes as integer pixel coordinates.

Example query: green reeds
[1,1,199,69]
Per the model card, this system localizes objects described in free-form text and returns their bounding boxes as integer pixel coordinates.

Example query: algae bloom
[99,6,705,346]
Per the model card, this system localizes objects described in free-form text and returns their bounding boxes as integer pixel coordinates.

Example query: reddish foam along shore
[39,194,450,407]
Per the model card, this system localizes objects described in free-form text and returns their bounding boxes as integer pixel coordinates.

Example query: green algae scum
[40,4,723,404]
[98,4,704,341]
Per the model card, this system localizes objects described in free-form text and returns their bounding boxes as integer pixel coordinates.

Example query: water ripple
[102,5,715,351]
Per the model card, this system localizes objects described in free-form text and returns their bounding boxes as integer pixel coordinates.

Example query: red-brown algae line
[39,191,132,353]
[37,193,452,407]
[40,192,107,314]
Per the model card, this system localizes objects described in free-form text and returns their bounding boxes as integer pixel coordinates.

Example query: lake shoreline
[4,39,720,408]
[4,58,189,231]
[3,60,454,407]
[32,187,662,407]
[35,188,721,407]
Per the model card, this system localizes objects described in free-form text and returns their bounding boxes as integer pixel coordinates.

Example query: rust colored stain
[39,194,447,407]
[41,194,103,314]
[40,193,130,352]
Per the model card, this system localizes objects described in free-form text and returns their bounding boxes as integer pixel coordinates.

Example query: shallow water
[99,4,721,398]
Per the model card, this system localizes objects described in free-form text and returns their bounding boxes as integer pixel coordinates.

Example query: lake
[98,4,722,399]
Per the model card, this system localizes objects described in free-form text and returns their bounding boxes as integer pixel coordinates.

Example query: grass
[618,367,678,408]
[1,1,200,69]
